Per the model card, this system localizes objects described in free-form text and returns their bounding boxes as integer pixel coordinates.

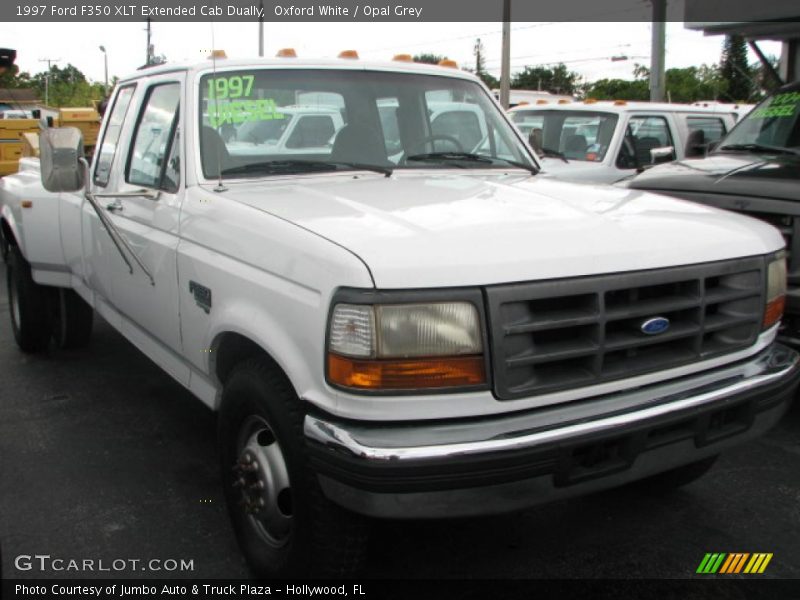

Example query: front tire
[7,245,50,352]
[52,288,93,349]
[218,357,368,578]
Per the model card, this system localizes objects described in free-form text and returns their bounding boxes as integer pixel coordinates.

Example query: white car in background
[224,105,344,157]
[508,100,738,184]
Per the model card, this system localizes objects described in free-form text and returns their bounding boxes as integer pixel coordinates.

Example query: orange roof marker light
[339,50,359,59]
[208,49,227,59]
[614,99,627,106]
[393,53,413,62]
[438,59,458,68]
[558,99,571,104]
[536,99,548,105]
[276,48,297,58]
[584,98,597,104]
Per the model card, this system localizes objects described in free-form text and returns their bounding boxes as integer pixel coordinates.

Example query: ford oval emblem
[640,316,670,335]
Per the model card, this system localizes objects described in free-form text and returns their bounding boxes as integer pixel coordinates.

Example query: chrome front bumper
[304,344,799,518]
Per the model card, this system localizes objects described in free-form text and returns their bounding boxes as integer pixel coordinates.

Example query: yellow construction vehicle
[0,107,101,175]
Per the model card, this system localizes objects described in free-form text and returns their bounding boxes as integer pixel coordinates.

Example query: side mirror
[650,146,675,165]
[39,127,85,192]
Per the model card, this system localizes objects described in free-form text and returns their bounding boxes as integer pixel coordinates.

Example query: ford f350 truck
[1,57,798,577]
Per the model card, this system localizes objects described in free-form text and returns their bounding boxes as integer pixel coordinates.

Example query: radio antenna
[210,21,227,192]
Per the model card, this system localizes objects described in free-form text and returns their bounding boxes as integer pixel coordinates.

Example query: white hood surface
[211,171,784,289]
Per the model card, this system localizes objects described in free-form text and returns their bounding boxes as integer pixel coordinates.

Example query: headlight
[763,253,787,330]
[327,301,486,391]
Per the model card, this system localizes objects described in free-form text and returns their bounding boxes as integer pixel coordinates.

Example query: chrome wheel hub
[233,415,292,546]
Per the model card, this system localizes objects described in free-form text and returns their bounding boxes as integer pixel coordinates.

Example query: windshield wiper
[538,147,569,163]
[717,143,800,156]
[406,152,536,174]
[221,159,393,177]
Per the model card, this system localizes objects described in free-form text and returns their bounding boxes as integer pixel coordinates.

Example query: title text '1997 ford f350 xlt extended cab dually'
[1,56,798,577]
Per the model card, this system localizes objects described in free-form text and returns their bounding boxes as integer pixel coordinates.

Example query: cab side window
[618,115,674,167]
[126,83,181,190]
[686,116,727,144]
[94,85,135,187]
[285,115,336,149]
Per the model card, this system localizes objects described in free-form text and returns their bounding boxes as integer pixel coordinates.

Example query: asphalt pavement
[1,260,799,581]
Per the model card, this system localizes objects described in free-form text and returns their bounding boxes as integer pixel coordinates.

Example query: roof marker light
[208,50,227,59]
[276,48,297,58]
[393,53,413,62]
[438,59,458,68]
[339,50,359,59]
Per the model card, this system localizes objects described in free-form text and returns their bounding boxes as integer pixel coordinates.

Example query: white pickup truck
[508,101,738,184]
[1,57,798,578]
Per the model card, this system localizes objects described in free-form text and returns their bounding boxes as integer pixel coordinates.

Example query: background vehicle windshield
[510,109,619,161]
[718,88,800,151]
[199,69,535,178]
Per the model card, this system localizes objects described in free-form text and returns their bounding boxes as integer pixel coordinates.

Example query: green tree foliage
[585,78,649,100]
[586,63,729,103]
[471,38,499,88]
[0,63,105,107]
[720,35,751,102]
[511,64,581,95]
[413,53,446,65]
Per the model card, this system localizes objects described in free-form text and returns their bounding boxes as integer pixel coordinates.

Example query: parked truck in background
[1,56,798,577]
[628,81,800,345]
[508,100,738,184]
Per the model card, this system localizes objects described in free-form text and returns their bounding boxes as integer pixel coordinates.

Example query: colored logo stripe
[719,553,749,573]
[744,553,773,574]
[697,553,726,574]
[697,553,773,574]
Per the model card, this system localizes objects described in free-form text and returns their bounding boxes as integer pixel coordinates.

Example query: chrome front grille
[486,257,765,400]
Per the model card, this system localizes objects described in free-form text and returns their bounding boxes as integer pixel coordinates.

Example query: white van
[508,100,738,184]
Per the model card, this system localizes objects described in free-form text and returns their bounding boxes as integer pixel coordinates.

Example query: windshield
[198,69,535,178]
[717,88,800,152]
[510,109,619,162]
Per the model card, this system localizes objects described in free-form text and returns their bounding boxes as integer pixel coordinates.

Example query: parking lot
[1,260,799,581]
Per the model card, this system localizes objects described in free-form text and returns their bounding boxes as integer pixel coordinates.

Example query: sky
[0,21,783,86]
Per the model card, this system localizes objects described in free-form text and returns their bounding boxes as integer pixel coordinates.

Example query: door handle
[106,200,124,212]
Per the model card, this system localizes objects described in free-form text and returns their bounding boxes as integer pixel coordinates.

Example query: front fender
[1,201,25,257]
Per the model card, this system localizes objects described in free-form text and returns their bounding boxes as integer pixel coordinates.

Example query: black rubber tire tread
[7,245,50,353]
[632,455,718,494]
[218,356,369,578]
[52,288,94,349]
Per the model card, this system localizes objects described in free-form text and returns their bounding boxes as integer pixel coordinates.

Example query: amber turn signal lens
[328,353,486,390]
[763,295,785,329]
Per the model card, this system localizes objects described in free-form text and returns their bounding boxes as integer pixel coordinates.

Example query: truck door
[82,84,137,307]
[103,76,186,360]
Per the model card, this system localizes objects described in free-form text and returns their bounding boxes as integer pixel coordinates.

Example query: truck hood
[537,158,613,184]
[208,172,783,288]
[628,151,800,203]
